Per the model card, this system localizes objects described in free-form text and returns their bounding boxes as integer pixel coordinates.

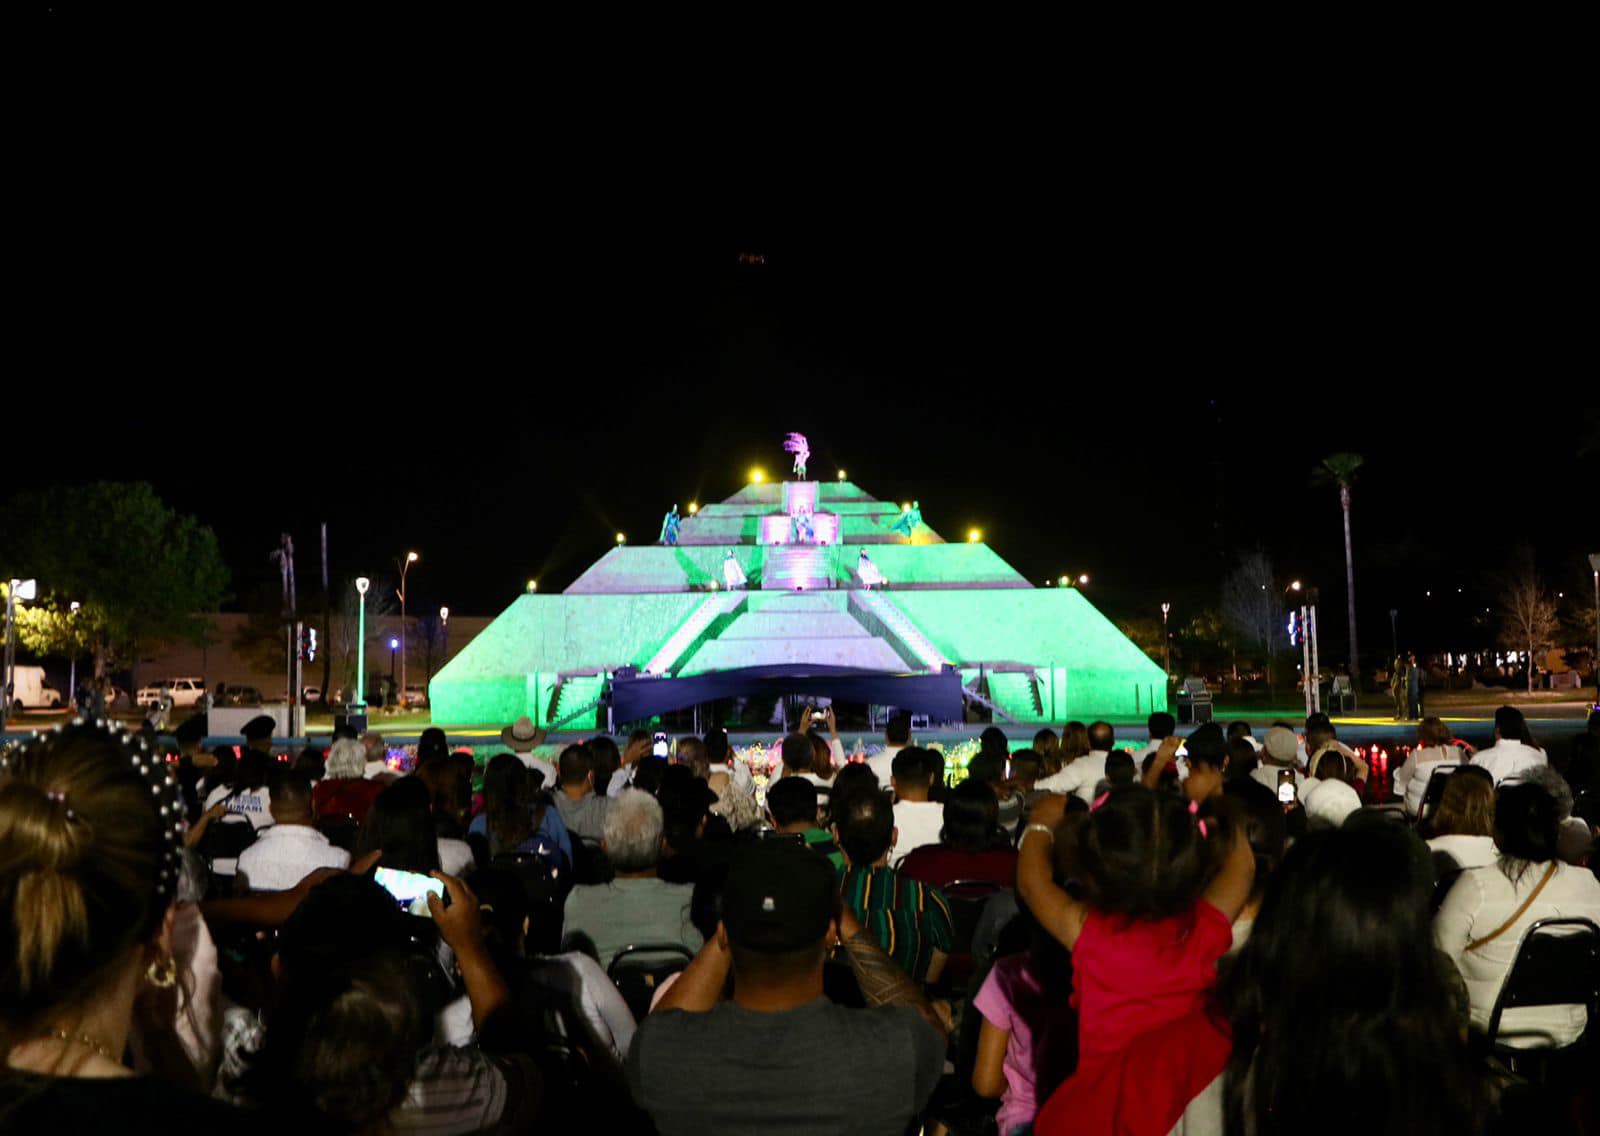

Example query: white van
[8,666,64,712]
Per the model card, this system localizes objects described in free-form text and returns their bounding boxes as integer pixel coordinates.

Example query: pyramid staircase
[680,591,908,673]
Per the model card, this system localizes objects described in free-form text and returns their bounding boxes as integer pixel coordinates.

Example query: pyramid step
[684,636,911,673]
[717,613,875,640]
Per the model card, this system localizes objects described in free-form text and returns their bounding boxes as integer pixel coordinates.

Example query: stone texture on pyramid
[429,480,1166,726]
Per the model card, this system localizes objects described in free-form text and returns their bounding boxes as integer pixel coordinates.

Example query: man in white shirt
[1036,721,1116,805]
[1250,726,1320,799]
[888,748,944,868]
[236,771,350,892]
[502,716,558,788]
[867,712,914,787]
[705,727,755,797]
[1129,712,1177,769]
[1471,706,1549,785]
[607,730,655,799]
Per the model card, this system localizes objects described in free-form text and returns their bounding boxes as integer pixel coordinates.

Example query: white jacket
[1470,739,1547,786]
[1393,745,1464,815]
[1435,860,1600,1046]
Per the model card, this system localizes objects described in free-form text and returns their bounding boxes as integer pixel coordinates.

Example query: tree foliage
[1221,548,1281,688]
[0,482,228,674]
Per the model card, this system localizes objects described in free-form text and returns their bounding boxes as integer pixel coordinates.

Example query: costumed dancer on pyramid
[857,550,886,590]
[659,504,681,546]
[794,504,815,543]
[722,550,747,590]
[783,432,810,481]
[889,500,922,541]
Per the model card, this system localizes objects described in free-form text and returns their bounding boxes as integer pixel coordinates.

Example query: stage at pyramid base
[430,480,1165,729]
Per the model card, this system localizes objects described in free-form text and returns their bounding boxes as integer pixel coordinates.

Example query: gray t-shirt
[627,996,944,1136]
[561,877,702,969]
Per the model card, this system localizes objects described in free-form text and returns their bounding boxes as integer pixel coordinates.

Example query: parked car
[137,676,207,708]
[7,666,64,712]
[217,684,263,707]
[401,684,429,708]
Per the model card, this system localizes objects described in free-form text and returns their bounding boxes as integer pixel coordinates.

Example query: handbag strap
[1465,861,1559,952]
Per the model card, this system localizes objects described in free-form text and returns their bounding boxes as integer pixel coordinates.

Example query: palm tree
[1313,453,1364,707]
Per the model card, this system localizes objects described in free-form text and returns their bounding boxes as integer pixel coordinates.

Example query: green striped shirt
[837,864,954,982]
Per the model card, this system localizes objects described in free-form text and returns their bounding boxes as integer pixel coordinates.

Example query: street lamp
[68,601,81,709]
[1589,555,1600,694]
[389,638,399,685]
[439,606,450,672]
[396,551,419,705]
[355,576,370,710]
[3,579,38,730]
[1160,602,1172,689]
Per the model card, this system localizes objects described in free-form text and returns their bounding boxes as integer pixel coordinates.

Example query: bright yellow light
[615,532,626,544]
[688,502,699,514]
[1078,573,1090,586]
[527,579,537,592]
[1290,580,1303,591]
[901,502,911,513]
[967,528,981,543]
[750,468,765,484]
[1058,575,1068,587]
[837,469,847,481]
[407,551,419,563]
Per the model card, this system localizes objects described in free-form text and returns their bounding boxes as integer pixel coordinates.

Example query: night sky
[7,110,1590,661]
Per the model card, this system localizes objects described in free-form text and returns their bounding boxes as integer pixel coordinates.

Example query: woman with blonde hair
[0,724,262,1127]
[1048,721,1090,777]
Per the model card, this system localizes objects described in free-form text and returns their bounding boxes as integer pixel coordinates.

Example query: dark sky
[6,104,1591,659]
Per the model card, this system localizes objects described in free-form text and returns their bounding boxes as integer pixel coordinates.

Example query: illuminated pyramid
[429,480,1166,728]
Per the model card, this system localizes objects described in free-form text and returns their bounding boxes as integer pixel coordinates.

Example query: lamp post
[1389,609,1399,660]
[1161,602,1172,696]
[389,638,398,686]
[439,606,450,674]
[397,551,418,705]
[355,576,370,710]
[1589,555,1600,698]
[3,579,38,731]
[68,601,81,709]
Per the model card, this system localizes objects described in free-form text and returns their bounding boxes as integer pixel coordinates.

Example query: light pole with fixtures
[3,578,38,730]
[1160,602,1172,695]
[68,601,81,709]
[355,577,370,711]
[439,606,450,676]
[397,552,418,704]
[1589,554,1600,698]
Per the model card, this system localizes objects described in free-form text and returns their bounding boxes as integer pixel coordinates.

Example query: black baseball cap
[242,715,276,742]
[722,838,837,953]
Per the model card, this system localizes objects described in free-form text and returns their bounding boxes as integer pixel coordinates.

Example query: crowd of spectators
[7,702,1600,1133]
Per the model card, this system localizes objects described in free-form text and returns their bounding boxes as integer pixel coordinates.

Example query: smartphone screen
[653,732,670,758]
[374,867,445,918]
[1277,768,1297,804]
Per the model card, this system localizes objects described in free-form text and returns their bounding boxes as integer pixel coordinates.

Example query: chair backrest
[1485,917,1600,1048]
[1330,676,1354,695]
[608,942,696,1021]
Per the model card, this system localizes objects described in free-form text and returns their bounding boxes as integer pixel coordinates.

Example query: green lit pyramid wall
[429,480,1166,726]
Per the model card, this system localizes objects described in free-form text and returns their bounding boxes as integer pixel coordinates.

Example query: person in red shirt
[311,737,385,824]
[1018,742,1255,1136]
[898,777,1018,890]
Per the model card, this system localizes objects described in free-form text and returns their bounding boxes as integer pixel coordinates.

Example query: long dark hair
[356,778,440,874]
[940,778,1010,852]
[481,752,549,854]
[1217,824,1481,1135]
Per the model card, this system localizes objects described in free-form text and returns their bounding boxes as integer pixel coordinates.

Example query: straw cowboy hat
[500,716,546,752]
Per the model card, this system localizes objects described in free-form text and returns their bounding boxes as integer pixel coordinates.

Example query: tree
[1221,548,1281,693]
[0,482,228,681]
[1499,549,1560,694]
[1312,453,1364,704]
